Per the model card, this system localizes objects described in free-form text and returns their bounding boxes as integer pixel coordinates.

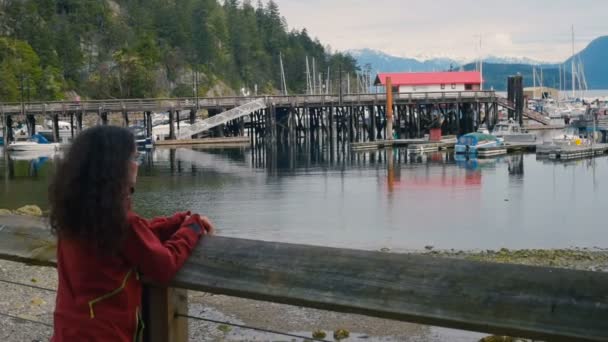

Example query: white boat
[6,134,60,152]
[491,119,537,143]
[455,133,502,154]
[9,150,60,161]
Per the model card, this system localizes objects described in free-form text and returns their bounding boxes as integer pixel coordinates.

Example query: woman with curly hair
[49,125,214,341]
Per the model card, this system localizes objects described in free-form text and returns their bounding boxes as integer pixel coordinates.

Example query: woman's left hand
[196,215,215,235]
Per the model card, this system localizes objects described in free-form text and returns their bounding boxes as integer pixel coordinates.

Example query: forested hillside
[0,0,358,101]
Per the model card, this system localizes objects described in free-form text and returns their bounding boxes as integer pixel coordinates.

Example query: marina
[1,0,607,340]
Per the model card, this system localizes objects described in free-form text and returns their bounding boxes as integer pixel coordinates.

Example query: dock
[351,136,457,152]
[350,139,426,151]
[548,144,608,160]
[154,136,250,147]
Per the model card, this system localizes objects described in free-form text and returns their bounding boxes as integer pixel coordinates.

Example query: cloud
[271,0,608,62]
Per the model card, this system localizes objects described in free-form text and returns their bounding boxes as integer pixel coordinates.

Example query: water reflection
[2,144,607,251]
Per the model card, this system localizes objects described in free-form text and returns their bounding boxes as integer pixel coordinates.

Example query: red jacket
[51,212,202,342]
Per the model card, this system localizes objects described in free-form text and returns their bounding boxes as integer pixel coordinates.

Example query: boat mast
[571,25,575,98]
[479,34,483,91]
[533,65,536,96]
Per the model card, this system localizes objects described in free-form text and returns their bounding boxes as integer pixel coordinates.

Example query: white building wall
[398,84,467,93]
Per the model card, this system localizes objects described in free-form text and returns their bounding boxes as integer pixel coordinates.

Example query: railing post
[143,286,188,342]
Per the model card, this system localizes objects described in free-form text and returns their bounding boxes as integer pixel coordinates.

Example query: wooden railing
[0,91,499,115]
[1,215,606,341]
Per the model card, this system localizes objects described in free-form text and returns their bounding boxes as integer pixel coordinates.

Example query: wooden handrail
[0,92,499,115]
[0,215,606,341]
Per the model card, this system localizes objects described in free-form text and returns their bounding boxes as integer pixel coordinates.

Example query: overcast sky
[272,0,607,62]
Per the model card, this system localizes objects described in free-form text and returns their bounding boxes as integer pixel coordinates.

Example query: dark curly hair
[49,125,136,254]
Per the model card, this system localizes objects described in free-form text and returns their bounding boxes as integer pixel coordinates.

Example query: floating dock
[548,144,608,160]
[407,143,440,154]
[351,137,456,152]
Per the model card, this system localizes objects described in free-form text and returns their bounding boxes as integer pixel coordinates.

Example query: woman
[49,126,214,341]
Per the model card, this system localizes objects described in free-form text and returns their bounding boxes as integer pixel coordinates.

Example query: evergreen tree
[0,0,359,100]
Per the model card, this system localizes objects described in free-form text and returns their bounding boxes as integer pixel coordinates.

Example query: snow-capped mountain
[348,49,551,73]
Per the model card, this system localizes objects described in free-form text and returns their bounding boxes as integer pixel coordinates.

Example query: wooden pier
[1,86,547,149]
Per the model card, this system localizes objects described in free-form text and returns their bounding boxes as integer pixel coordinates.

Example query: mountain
[565,36,608,89]
[349,49,457,73]
[353,36,608,90]
[482,56,547,65]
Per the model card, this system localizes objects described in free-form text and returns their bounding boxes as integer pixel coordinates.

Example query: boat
[152,121,192,141]
[128,125,153,149]
[9,150,59,161]
[490,119,537,143]
[6,134,60,152]
[455,133,502,154]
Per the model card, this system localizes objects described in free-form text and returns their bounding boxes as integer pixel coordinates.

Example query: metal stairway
[178,99,267,139]
[496,97,550,125]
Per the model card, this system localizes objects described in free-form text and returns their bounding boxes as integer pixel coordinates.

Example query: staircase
[496,97,550,125]
[177,99,267,139]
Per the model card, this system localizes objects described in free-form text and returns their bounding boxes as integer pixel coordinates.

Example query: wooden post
[169,110,175,140]
[386,77,393,140]
[189,109,196,125]
[52,114,60,142]
[101,112,108,126]
[123,110,129,127]
[416,105,421,138]
[4,115,12,144]
[77,112,83,131]
[147,112,153,139]
[369,105,375,141]
[455,103,460,135]
[70,113,74,138]
[142,286,188,342]
[26,114,36,136]
[176,110,180,131]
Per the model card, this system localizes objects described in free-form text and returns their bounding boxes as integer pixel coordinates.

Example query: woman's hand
[196,215,215,235]
[181,214,215,235]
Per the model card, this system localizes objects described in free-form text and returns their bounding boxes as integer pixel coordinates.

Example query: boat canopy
[30,134,51,144]
[457,133,498,145]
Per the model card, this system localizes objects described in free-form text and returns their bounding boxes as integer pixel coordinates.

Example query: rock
[217,324,231,333]
[312,330,326,339]
[14,205,43,217]
[333,328,350,340]
[424,245,434,250]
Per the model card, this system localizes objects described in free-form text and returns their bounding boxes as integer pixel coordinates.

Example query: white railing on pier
[177,99,266,139]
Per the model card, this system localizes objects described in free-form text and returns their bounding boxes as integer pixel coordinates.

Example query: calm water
[1,146,607,251]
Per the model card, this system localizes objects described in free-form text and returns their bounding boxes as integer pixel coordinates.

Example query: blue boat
[455,133,501,154]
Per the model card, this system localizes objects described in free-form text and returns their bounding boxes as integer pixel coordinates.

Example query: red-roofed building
[374,71,482,93]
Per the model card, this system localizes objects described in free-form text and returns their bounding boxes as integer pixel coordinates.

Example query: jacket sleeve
[123,213,203,284]
[147,211,190,241]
